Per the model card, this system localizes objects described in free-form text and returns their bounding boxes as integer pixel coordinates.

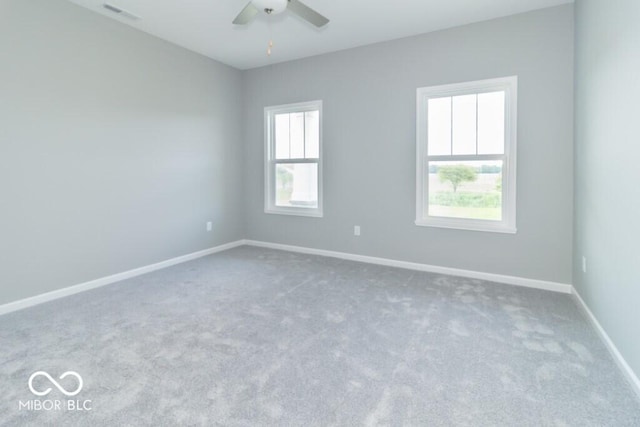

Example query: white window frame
[416,76,517,233]
[264,100,323,217]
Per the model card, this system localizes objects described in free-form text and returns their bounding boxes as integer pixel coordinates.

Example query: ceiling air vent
[103,3,140,21]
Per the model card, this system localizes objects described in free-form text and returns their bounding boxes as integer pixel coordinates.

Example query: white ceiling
[67,0,573,70]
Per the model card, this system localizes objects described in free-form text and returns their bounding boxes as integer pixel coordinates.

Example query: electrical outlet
[206,222,212,232]
[582,256,587,273]
[354,225,361,236]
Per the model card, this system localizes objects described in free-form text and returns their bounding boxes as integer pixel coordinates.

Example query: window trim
[264,100,323,218]
[415,76,518,233]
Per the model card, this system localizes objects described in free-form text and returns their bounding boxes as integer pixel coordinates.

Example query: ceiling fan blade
[287,0,329,27]
[233,2,259,25]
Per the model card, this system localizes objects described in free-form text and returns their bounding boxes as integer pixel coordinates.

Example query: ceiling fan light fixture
[252,0,288,15]
[232,0,329,28]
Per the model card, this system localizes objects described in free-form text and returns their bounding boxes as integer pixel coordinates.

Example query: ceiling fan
[233,0,329,28]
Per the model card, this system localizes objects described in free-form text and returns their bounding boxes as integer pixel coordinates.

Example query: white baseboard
[2,238,637,400]
[0,239,571,317]
[244,240,572,294]
[572,288,640,399]
[0,240,245,316]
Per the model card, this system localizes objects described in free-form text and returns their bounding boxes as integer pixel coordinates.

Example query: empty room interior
[2,0,640,425]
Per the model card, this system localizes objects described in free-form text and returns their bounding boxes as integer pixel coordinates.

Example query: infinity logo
[28,371,83,397]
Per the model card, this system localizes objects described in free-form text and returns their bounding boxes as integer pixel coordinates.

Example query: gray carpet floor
[1,246,639,426]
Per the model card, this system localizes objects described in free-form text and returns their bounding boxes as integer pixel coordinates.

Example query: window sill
[415,219,516,234]
[265,208,323,218]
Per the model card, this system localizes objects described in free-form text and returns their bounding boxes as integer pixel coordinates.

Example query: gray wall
[0,2,577,308]
[243,5,574,284]
[574,0,640,377]
[0,0,244,305]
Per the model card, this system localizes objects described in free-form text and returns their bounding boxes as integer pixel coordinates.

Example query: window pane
[427,160,503,221]
[305,110,320,159]
[427,97,452,155]
[275,163,318,208]
[478,91,505,155]
[274,114,290,159]
[290,112,305,159]
[452,94,477,155]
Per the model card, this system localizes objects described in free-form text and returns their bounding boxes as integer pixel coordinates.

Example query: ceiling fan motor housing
[252,0,288,15]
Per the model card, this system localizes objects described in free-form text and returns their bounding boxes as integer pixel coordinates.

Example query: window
[416,77,517,233]
[265,100,323,217]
